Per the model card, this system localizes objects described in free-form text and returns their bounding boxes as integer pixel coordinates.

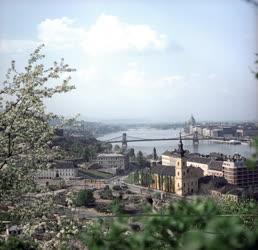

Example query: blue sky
[0,0,257,122]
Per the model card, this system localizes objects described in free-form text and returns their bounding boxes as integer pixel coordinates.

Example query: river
[97,127,255,157]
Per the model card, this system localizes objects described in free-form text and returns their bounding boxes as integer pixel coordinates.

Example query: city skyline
[0,0,257,122]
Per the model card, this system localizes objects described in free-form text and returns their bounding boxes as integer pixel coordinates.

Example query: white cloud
[37,17,85,49]
[0,15,167,55]
[81,14,167,55]
[36,14,167,55]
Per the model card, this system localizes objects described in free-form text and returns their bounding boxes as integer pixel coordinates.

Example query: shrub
[0,236,37,250]
[74,190,95,207]
[108,198,124,214]
[99,187,113,200]
[112,185,122,191]
[95,203,112,213]
[80,199,258,250]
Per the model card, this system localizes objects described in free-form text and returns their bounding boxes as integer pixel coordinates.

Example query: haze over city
[0,0,257,122]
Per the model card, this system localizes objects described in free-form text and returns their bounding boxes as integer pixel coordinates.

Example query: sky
[0,0,257,123]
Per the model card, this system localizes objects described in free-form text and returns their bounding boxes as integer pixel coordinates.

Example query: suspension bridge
[101,132,246,149]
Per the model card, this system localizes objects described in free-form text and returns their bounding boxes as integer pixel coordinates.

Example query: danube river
[97,127,255,158]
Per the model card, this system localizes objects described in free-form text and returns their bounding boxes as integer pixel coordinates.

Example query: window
[178,171,180,176]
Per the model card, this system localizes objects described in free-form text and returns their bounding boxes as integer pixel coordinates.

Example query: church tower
[175,133,188,196]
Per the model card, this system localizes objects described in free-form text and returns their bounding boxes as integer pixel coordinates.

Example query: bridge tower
[122,133,127,150]
[193,131,199,145]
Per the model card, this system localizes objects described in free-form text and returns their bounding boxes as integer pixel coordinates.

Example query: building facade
[162,151,177,166]
[96,153,129,174]
[36,160,79,179]
[142,135,200,196]
[223,156,258,187]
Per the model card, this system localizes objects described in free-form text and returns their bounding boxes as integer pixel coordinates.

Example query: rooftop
[53,160,78,169]
[97,153,125,157]
[187,157,211,165]
[208,160,223,171]
[151,164,175,176]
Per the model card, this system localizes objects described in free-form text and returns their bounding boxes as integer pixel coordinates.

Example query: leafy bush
[99,186,113,200]
[125,190,135,195]
[95,203,112,213]
[153,192,161,199]
[48,185,59,191]
[0,236,37,250]
[74,190,95,207]
[80,199,258,250]
[112,185,122,191]
[108,198,124,214]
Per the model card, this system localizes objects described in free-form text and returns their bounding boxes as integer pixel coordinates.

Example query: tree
[74,190,95,207]
[128,148,135,160]
[136,150,145,166]
[0,236,37,250]
[0,44,75,200]
[0,45,77,248]
[99,186,113,200]
[114,144,121,152]
[246,54,258,169]
[108,198,124,214]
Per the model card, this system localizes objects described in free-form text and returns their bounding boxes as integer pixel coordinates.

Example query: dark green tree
[136,151,145,166]
[0,237,37,250]
[74,189,95,207]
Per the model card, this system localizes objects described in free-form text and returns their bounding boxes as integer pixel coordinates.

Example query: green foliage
[80,199,258,250]
[53,136,102,159]
[114,144,121,152]
[81,169,112,179]
[108,198,124,214]
[95,203,112,213]
[215,199,258,230]
[136,151,145,166]
[128,148,135,160]
[0,45,75,202]
[99,186,113,200]
[112,185,122,191]
[74,189,95,207]
[246,136,258,169]
[246,55,258,169]
[134,170,140,184]
[126,172,134,184]
[0,45,80,248]
[0,236,37,250]
[140,170,153,187]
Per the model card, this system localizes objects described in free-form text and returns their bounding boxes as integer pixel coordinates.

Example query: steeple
[178,132,185,157]
[153,147,157,160]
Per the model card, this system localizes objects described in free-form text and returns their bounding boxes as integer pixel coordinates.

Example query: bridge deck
[105,137,248,143]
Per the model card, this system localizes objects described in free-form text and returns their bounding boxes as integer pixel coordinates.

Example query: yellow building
[140,134,201,196]
[149,165,175,193]
[174,135,200,196]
